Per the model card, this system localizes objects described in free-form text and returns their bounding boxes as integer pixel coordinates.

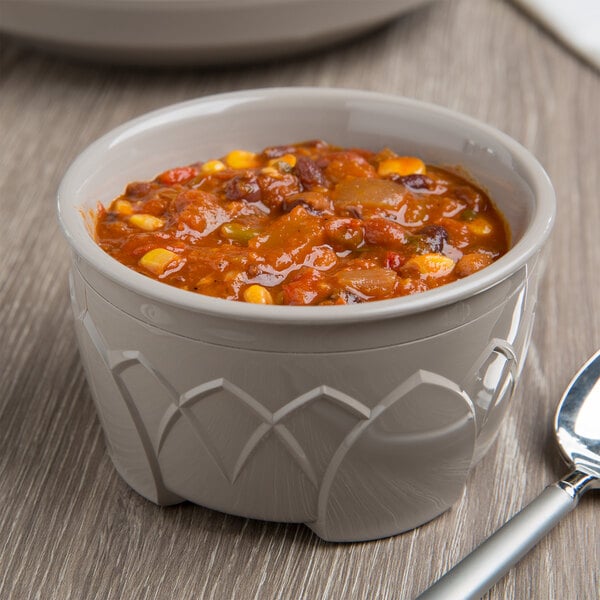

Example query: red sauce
[95,140,508,305]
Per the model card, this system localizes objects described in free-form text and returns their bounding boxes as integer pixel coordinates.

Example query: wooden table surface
[1,1,598,598]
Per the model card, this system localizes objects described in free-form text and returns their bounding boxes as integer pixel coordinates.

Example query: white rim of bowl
[57,87,556,325]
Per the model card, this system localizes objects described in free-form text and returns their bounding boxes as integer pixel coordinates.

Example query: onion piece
[333,178,407,211]
[336,267,398,296]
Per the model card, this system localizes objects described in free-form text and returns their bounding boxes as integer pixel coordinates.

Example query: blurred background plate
[0,0,438,65]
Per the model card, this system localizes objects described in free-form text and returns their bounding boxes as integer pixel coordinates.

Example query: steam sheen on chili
[95,141,509,305]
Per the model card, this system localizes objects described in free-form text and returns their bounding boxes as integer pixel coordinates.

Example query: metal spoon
[418,349,600,600]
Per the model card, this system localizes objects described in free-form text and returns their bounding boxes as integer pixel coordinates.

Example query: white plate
[1,0,438,65]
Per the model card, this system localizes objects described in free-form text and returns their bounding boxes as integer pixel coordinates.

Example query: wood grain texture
[0,0,598,598]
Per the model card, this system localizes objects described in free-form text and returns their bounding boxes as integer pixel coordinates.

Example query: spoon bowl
[556,351,600,483]
[419,349,600,599]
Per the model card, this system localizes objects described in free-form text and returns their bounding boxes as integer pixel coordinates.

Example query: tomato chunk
[157,166,199,185]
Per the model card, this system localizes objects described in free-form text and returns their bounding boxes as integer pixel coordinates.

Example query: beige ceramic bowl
[58,88,555,541]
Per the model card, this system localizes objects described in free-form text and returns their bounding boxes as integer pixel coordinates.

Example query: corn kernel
[197,275,216,286]
[243,284,273,304]
[225,150,260,169]
[268,154,297,171]
[224,270,240,282]
[114,199,133,216]
[139,248,181,275]
[129,214,165,231]
[260,166,281,176]
[467,217,493,236]
[377,157,426,177]
[200,160,226,174]
[404,253,455,277]
[375,147,398,161]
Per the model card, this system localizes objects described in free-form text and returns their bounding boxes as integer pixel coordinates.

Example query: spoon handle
[416,471,591,600]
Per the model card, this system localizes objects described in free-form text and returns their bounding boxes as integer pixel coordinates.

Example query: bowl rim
[57,87,556,325]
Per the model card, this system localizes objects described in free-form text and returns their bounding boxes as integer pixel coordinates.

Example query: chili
[95,140,509,305]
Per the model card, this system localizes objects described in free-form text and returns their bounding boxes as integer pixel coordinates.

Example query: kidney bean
[293,156,326,189]
[391,173,435,190]
[324,218,364,250]
[263,140,328,159]
[262,145,298,159]
[258,173,302,210]
[416,224,449,253]
[125,181,154,198]
[454,186,485,211]
[364,218,408,249]
[282,192,331,215]
[225,174,262,203]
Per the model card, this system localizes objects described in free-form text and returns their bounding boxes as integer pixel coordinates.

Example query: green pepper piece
[220,223,259,244]
[460,208,478,222]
